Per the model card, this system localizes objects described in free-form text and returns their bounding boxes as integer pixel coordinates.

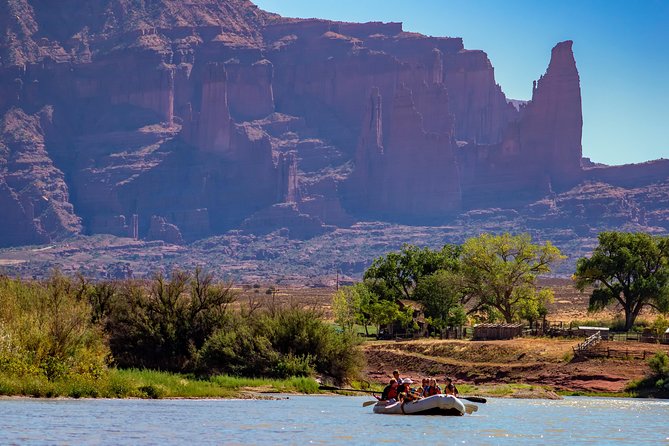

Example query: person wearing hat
[398,378,423,403]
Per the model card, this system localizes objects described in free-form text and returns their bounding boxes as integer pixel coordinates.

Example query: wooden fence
[573,331,601,356]
[576,346,657,360]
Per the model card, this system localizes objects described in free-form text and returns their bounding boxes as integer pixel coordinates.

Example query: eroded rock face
[0,107,81,247]
[519,40,583,186]
[0,1,666,252]
[147,215,184,245]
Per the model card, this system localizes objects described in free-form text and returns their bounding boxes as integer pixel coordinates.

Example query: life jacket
[428,385,441,396]
[387,387,398,399]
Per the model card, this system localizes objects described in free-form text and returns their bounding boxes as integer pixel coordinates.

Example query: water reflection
[0,396,667,445]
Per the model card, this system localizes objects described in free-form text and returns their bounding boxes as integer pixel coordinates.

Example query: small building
[379,300,428,339]
[473,323,523,341]
[577,326,610,340]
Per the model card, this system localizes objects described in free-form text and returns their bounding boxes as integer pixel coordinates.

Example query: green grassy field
[0,369,322,399]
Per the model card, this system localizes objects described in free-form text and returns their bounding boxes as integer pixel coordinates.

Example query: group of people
[379,369,459,403]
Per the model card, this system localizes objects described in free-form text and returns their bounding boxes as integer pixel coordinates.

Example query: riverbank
[0,369,321,399]
[361,337,669,398]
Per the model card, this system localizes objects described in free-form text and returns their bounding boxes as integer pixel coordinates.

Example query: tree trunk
[624,308,634,332]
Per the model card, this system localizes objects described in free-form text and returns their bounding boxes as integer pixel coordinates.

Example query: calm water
[0,396,668,445]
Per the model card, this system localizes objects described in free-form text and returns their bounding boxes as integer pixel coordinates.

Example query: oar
[461,396,487,404]
[319,384,378,394]
[464,403,478,414]
[362,400,378,407]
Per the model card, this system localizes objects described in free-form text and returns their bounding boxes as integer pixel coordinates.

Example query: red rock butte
[0,0,667,248]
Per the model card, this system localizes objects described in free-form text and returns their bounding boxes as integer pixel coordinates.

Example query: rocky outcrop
[147,215,184,245]
[519,40,583,187]
[346,82,461,219]
[0,107,81,247]
[240,202,330,240]
[182,62,233,154]
[225,58,275,121]
[0,1,666,253]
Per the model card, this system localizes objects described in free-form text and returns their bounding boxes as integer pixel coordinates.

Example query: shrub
[259,306,364,382]
[199,315,279,377]
[105,268,236,371]
[0,274,109,381]
[648,351,669,378]
[199,306,364,383]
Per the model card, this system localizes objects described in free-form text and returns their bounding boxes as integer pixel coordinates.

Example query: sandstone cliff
[0,0,666,256]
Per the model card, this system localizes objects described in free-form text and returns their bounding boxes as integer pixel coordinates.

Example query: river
[0,395,667,445]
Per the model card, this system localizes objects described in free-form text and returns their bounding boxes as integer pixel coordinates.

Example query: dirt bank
[362,338,669,396]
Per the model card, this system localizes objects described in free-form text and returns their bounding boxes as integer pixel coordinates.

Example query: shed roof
[474,323,523,329]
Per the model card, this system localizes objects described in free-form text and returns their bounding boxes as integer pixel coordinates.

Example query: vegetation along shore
[1,231,668,399]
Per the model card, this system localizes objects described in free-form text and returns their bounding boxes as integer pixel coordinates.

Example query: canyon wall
[0,0,666,249]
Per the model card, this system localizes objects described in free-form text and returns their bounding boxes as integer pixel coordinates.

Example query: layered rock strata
[0,0,666,251]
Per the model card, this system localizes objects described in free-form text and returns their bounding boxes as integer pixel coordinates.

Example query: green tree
[413,270,466,332]
[460,233,564,323]
[333,282,405,336]
[332,284,364,332]
[574,232,669,331]
[364,244,461,301]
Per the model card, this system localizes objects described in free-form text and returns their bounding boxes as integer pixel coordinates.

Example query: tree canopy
[459,233,564,323]
[363,243,461,301]
[574,231,669,331]
[413,270,466,331]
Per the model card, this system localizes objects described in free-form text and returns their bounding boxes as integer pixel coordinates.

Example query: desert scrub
[1,271,365,389]
[627,351,669,397]
[0,274,109,382]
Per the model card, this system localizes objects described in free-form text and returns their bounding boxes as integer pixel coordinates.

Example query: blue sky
[254,0,668,166]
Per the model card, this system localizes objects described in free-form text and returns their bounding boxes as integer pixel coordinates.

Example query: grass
[0,369,323,399]
[454,383,560,398]
[558,390,633,398]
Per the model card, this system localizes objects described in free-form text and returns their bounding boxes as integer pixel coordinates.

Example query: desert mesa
[0,0,667,280]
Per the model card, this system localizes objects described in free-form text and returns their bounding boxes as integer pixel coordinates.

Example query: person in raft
[444,377,459,397]
[427,378,442,396]
[392,369,404,386]
[421,378,430,397]
[381,379,399,402]
[397,378,412,402]
[398,378,423,402]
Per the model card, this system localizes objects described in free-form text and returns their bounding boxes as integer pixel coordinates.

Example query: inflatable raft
[373,394,466,416]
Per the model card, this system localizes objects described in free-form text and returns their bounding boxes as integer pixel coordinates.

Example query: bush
[198,315,279,377]
[0,274,109,381]
[260,306,364,382]
[648,351,669,378]
[105,268,236,372]
[199,306,364,383]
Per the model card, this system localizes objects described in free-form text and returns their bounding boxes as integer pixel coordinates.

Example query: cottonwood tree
[363,243,461,301]
[332,282,407,336]
[460,233,564,323]
[413,270,466,332]
[574,232,669,331]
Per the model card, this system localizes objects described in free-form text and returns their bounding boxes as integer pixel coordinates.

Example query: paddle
[464,403,478,414]
[362,400,378,407]
[461,396,487,404]
[319,384,378,394]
